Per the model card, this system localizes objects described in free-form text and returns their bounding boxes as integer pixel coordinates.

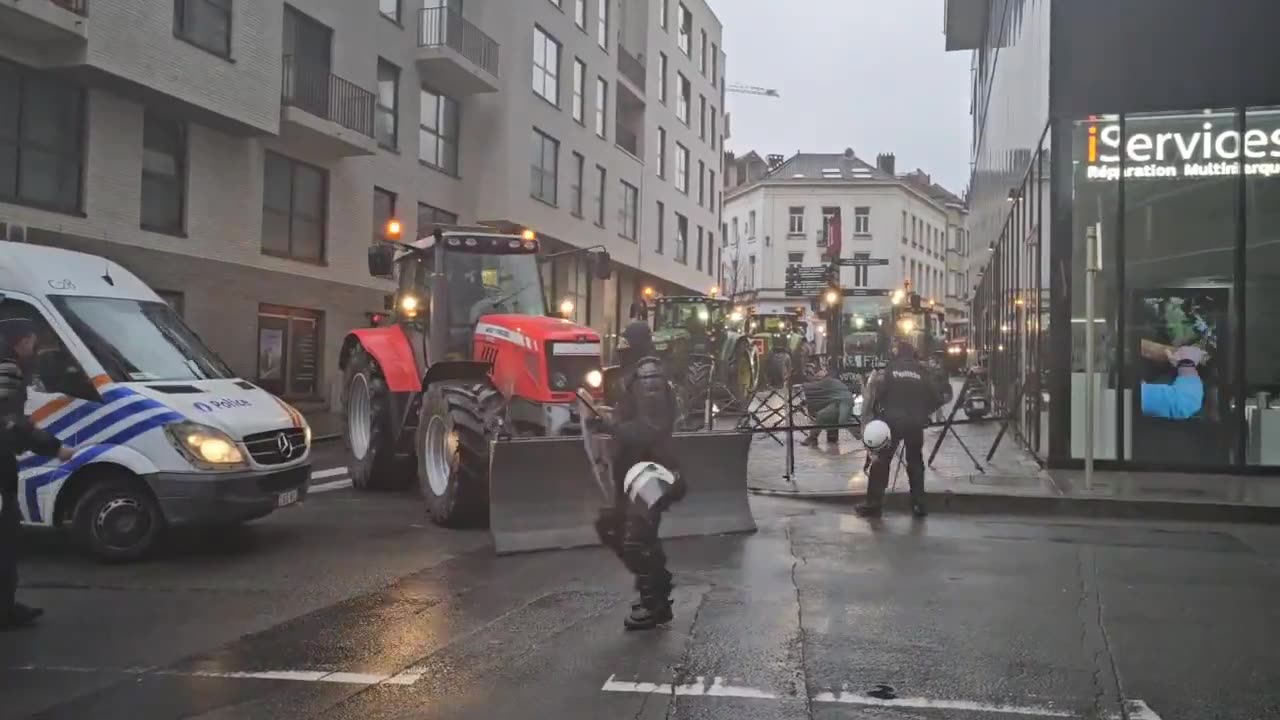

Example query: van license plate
[277,489,299,507]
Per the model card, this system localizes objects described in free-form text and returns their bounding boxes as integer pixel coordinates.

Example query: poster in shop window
[1132,287,1227,422]
[258,327,285,382]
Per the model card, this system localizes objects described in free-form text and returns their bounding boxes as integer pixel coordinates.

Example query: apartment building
[0,0,724,410]
[722,150,966,339]
[898,170,971,342]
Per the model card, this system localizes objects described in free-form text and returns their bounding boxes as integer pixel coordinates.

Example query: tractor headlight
[585,369,604,389]
[166,422,247,469]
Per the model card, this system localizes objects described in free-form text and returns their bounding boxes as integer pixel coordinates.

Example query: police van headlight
[584,369,604,389]
[166,422,247,469]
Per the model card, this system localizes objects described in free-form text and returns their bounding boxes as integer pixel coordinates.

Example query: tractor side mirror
[368,244,395,278]
[592,250,612,280]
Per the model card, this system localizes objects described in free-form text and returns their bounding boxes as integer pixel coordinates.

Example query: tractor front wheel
[344,346,410,491]
[417,381,502,527]
[727,340,757,405]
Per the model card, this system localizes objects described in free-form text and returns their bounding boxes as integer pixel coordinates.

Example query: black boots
[625,601,674,630]
[0,602,43,630]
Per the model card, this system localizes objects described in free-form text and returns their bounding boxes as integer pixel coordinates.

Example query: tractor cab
[651,296,731,358]
[647,295,757,410]
[747,311,812,386]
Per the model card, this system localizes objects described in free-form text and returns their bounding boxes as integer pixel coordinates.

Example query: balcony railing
[418,6,500,79]
[51,0,87,16]
[616,125,639,157]
[281,55,375,138]
[617,46,646,91]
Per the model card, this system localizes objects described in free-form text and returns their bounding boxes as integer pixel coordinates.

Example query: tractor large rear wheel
[725,341,757,406]
[417,381,503,527]
[344,346,410,491]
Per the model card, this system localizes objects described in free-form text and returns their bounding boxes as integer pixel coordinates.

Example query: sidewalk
[746,419,1280,523]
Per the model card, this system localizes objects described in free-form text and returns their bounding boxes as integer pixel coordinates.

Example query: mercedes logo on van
[276,432,295,459]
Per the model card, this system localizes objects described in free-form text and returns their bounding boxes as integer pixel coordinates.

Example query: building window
[854,206,870,235]
[732,217,739,244]
[656,126,667,178]
[788,252,804,266]
[675,213,689,263]
[419,86,459,175]
[174,0,232,58]
[748,210,756,238]
[376,59,399,150]
[677,73,690,125]
[710,106,717,149]
[620,180,638,240]
[373,187,396,246]
[379,0,400,23]
[677,3,691,56]
[140,112,187,235]
[699,94,706,140]
[570,152,585,217]
[748,254,756,289]
[574,0,586,30]
[262,151,326,263]
[595,77,608,138]
[531,128,559,205]
[596,0,609,49]
[675,143,689,194]
[697,160,705,205]
[594,165,607,226]
[707,233,715,275]
[659,0,668,29]
[788,207,805,234]
[901,210,908,243]
[853,252,870,287]
[257,304,322,399]
[696,226,704,270]
[709,170,716,211]
[532,26,561,106]
[417,202,457,230]
[657,53,668,104]
[711,42,718,87]
[0,61,85,214]
[156,290,185,318]
[699,29,707,75]
[572,58,586,124]
[656,201,665,253]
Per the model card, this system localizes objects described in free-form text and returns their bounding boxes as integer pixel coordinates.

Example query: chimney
[876,152,896,176]
[766,153,785,170]
[843,147,855,159]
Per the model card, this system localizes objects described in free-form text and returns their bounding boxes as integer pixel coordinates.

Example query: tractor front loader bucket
[488,431,757,555]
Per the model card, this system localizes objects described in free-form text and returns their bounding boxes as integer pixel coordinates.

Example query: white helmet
[623,462,677,509]
[862,420,892,452]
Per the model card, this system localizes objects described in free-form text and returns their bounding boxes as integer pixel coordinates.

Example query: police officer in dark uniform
[593,321,685,630]
[857,340,942,518]
[1,317,74,630]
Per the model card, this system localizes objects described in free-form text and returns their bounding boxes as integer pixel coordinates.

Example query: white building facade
[0,0,724,411]
[722,152,965,345]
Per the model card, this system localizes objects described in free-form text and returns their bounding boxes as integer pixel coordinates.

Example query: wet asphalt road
[3,441,1279,720]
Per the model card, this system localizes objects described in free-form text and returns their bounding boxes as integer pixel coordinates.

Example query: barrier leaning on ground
[488,432,756,555]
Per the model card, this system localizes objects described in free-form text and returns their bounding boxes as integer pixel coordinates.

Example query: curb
[748,487,1280,524]
[312,433,342,444]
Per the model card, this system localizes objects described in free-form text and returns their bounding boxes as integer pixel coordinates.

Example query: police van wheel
[417,381,499,528]
[344,346,409,492]
[71,474,163,563]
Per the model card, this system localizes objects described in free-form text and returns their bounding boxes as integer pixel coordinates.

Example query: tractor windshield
[658,301,726,330]
[442,252,547,324]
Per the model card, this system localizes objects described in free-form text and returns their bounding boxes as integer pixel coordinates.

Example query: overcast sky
[715,0,972,193]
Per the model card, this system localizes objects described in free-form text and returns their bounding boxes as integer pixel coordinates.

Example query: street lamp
[823,289,839,307]
[559,298,576,317]
[384,219,403,240]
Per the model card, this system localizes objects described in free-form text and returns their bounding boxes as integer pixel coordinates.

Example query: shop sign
[1084,120,1280,181]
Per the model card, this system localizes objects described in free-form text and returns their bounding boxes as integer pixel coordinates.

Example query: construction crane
[726,83,780,98]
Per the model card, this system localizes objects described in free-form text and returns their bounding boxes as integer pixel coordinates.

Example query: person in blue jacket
[1140,343,1206,420]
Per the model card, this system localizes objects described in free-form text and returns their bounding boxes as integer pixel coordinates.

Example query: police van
[0,241,311,561]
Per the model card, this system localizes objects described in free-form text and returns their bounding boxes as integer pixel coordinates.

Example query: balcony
[416,6,499,97]
[0,0,88,48]
[280,55,377,157]
[616,125,639,157]
[617,45,646,96]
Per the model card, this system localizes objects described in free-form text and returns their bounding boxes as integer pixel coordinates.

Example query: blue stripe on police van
[39,401,103,439]
[23,410,186,524]
[18,397,161,472]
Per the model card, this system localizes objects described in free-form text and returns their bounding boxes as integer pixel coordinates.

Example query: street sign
[836,257,889,267]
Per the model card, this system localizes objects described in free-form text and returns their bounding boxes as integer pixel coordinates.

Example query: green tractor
[650,296,759,417]
[748,311,814,387]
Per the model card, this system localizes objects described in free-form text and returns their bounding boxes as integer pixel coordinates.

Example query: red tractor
[340,224,611,526]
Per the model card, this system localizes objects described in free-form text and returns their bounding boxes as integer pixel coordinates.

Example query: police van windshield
[49,296,235,382]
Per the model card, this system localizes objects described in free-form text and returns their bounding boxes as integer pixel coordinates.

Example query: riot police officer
[1,317,73,629]
[857,340,943,518]
[595,322,685,630]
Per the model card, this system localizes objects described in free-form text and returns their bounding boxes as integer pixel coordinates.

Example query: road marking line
[603,676,1158,719]
[812,690,1075,717]
[311,467,350,480]
[309,478,354,494]
[8,665,421,687]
